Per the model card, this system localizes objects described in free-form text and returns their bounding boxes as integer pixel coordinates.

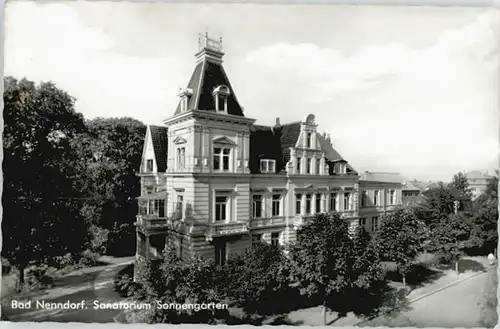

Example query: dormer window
[212,85,230,112]
[306,132,312,148]
[334,162,347,174]
[178,88,193,112]
[260,159,276,173]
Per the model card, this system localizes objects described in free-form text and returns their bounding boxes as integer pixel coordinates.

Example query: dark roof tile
[279,122,301,164]
[150,125,168,172]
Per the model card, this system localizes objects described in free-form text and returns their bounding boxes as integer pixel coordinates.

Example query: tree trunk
[323,301,327,325]
[18,264,25,286]
[455,260,459,278]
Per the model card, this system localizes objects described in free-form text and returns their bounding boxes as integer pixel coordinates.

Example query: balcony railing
[136,215,168,229]
[293,215,315,228]
[341,210,357,218]
[250,217,286,228]
[205,221,249,240]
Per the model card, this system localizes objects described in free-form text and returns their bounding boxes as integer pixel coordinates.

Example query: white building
[135,34,402,272]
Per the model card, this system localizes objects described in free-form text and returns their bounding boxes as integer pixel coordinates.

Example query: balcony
[250,217,286,229]
[205,221,249,241]
[293,215,315,228]
[136,215,168,229]
[341,210,357,218]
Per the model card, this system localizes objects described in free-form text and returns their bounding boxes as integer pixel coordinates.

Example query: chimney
[275,117,281,127]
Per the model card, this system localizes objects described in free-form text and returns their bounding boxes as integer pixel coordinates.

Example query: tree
[2,77,90,284]
[376,207,427,287]
[223,242,292,315]
[448,171,473,211]
[290,212,354,324]
[467,175,498,254]
[77,117,146,256]
[349,226,385,316]
[133,242,227,324]
[415,182,456,228]
[427,213,472,274]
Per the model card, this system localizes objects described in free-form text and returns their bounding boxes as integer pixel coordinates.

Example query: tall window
[271,232,280,247]
[215,196,228,221]
[295,193,302,215]
[306,132,312,148]
[330,193,337,211]
[272,194,281,217]
[252,195,263,218]
[316,159,321,175]
[148,199,165,217]
[361,191,367,207]
[389,190,396,204]
[306,158,311,174]
[371,217,379,232]
[344,193,351,211]
[296,157,301,174]
[358,217,366,227]
[260,159,276,173]
[146,159,153,172]
[373,190,379,206]
[315,193,322,213]
[157,200,165,217]
[305,194,312,214]
[177,147,185,169]
[215,242,227,266]
[213,147,230,171]
[176,195,183,219]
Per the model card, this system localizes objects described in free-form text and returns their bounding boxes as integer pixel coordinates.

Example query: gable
[173,136,187,145]
[213,136,237,145]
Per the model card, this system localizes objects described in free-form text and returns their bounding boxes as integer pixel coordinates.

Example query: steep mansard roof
[173,60,244,116]
[150,125,168,172]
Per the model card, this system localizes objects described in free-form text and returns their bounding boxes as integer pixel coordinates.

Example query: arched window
[212,85,231,112]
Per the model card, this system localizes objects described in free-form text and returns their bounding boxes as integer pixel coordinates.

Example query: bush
[114,264,143,298]
[115,273,133,297]
[78,250,101,267]
[479,269,498,328]
[2,257,12,276]
[24,264,54,290]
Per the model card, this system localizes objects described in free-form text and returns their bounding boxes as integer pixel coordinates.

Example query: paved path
[2,257,133,322]
[363,269,492,327]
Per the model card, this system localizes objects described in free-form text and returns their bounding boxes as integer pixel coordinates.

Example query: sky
[4,1,499,181]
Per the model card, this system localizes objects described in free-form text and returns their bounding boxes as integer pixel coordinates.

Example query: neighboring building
[412,180,444,192]
[465,170,495,199]
[135,34,398,272]
[358,172,404,233]
[401,180,422,206]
